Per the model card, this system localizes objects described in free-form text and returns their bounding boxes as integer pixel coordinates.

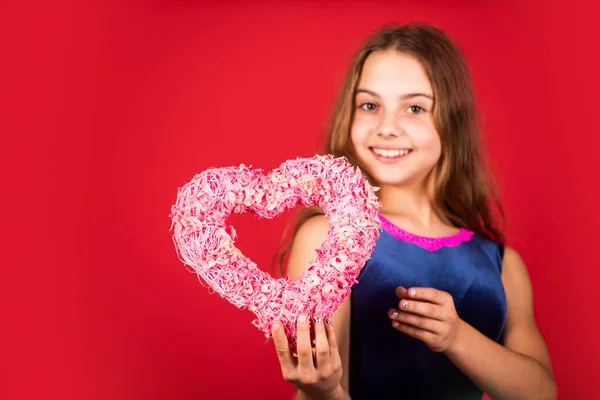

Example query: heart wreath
[170,154,381,348]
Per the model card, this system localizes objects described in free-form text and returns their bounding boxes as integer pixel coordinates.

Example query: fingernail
[410,288,416,296]
[402,301,409,310]
[393,321,399,327]
[298,315,307,323]
[272,323,280,330]
[326,318,332,324]
[314,316,321,324]
[391,311,398,319]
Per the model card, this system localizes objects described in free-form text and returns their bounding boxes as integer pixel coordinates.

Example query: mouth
[369,146,413,162]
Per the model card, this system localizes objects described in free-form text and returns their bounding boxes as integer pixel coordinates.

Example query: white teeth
[372,148,410,158]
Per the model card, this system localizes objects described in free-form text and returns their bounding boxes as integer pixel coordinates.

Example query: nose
[377,111,401,138]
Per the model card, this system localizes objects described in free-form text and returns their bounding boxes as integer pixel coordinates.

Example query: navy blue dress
[349,215,506,399]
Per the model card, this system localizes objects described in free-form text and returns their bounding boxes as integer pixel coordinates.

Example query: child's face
[350,50,441,188]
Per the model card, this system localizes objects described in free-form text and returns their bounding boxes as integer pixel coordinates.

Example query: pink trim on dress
[378,214,474,252]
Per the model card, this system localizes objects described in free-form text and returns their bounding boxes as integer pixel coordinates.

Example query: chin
[371,174,412,187]
[370,169,431,188]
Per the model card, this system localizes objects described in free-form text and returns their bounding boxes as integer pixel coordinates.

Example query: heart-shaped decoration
[170,155,381,347]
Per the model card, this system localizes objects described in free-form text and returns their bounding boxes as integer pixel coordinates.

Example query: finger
[313,315,330,368]
[324,317,338,350]
[295,314,315,371]
[396,299,445,320]
[406,287,450,305]
[395,286,409,299]
[324,317,341,366]
[271,321,295,374]
[392,320,436,343]
[388,308,443,333]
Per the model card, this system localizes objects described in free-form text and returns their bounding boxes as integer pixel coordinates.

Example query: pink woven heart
[170,155,380,347]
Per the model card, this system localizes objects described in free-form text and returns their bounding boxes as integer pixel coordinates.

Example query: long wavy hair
[277,23,505,275]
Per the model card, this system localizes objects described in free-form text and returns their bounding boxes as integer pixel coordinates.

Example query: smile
[370,147,412,161]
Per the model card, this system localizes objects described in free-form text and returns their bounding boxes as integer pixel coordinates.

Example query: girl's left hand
[388,286,465,353]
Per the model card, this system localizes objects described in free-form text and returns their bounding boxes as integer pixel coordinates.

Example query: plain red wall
[2,0,599,399]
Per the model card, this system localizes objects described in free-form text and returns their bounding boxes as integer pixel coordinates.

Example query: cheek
[428,134,442,159]
[412,124,441,156]
[350,122,368,148]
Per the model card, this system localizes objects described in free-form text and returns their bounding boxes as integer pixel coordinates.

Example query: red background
[2,1,599,399]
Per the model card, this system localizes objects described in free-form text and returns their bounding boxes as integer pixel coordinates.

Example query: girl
[271,24,556,399]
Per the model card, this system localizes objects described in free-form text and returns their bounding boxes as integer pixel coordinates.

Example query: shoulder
[501,246,535,318]
[296,214,329,239]
[502,246,523,265]
[286,215,330,280]
[501,246,529,282]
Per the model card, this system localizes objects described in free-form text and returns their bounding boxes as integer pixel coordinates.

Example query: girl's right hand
[272,314,345,400]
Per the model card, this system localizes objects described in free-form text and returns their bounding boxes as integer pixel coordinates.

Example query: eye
[407,105,425,114]
[359,102,378,111]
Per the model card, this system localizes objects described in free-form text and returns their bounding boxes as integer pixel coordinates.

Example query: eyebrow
[355,88,434,100]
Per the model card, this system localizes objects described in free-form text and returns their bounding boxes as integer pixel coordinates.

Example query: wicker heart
[170,155,380,347]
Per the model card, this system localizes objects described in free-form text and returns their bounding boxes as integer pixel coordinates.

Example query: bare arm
[444,247,556,399]
[286,216,351,400]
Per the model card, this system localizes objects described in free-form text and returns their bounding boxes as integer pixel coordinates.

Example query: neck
[377,177,449,231]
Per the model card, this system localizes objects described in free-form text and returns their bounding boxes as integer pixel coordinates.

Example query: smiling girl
[271,24,556,400]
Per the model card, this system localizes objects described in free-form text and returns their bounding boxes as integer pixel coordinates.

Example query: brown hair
[277,23,505,275]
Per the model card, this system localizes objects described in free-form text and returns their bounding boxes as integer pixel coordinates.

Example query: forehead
[357,50,432,96]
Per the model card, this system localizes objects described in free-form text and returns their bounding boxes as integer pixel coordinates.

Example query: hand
[388,286,465,353]
[271,314,344,400]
